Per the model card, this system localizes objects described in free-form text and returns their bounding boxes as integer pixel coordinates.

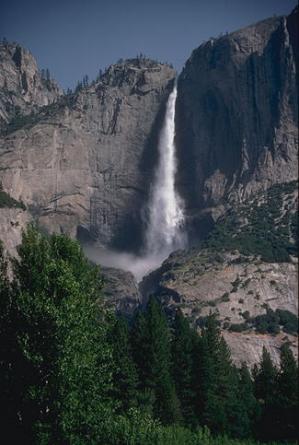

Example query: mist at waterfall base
[84,85,187,282]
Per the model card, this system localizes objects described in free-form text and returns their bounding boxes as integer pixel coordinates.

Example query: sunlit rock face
[176,8,298,243]
[1,10,297,256]
[0,56,176,252]
[0,42,62,130]
[139,249,298,368]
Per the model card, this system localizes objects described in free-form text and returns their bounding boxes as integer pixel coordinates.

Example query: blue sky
[1,0,296,90]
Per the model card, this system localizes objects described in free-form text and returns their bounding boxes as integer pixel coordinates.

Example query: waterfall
[84,83,186,283]
[144,83,186,261]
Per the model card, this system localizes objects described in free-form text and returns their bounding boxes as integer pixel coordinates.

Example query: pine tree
[82,74,89,88]
[131,298,181,424]
[274,344,298,440]
[278,343,298,405]
[97,68,103,81]
[171,309,197,426]
[197,314,225,429]
[253,347,277,403]
[253,346,278,440]
[110,316,139,413]
[237,363,260,438]
[75,81,83,93]
[130,310,149,385]
[197,314,249,437]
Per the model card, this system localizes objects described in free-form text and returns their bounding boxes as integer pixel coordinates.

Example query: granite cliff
[0,9,297,365]
[0,10,297,254]
[140,249,298,367]
[0,42,62,131]
[176,8,298,242]
[139,180,298,367]
[0,55,175,254]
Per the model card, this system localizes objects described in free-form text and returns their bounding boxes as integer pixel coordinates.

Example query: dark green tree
[130,310,156,416]
[1,227,114,444]
[238,363,260,437]
[273,344,298,440]
[253,346,277,440]
[253,346,277,403]
[0,242,31,442]
[75,80,83,93]
[82,74,89,88]
[198,314,250,437]
[131,297,181,424]
[110,316,139,413]
[171,309,197,426]
[130,310,148,384]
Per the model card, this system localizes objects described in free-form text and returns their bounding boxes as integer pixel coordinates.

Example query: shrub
[229,323,248,332]
[221,292,230,302]
[0,189,26,210]
[242,311,251,320]
[231,277,241,292]
[204,181,298,262]
[276,309,298,335]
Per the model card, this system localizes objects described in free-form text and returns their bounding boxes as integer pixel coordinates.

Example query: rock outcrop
[101,266,141,317]
[0,207,31,257]
[176,8,298,243]
[140,180,298,367]
[0,56,175,252]
[140,248,298,367]
[0,42,62,130]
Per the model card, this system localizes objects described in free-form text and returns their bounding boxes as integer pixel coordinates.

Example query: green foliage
[0,229,297,444]
[238,363,260,436]
[0,187,26,210]
[253,309,298,335]
[231,277,241,292]
[0,241,27,442]
[253,309,280,334]
[109,316,139,413]
[197,314,252,438]
[276,309,298,334]
[254,347,277,403]
[171,310,198,426]
[253,347,278,440]
[253,344,298,441]
[205,181,298,262]
[0,226,113,444]
[131,297,181,424]
[4,110,40,135]
[273,344,298,441]
[228,309,298,335]
[221,292,230,302]
[229,322,248,332]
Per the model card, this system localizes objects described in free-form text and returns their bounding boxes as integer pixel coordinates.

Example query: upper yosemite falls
[144,83,186,261]
[0,6,298,366]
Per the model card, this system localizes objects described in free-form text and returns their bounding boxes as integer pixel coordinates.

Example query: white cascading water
[84,83,186,282]
[144,83,186,261]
